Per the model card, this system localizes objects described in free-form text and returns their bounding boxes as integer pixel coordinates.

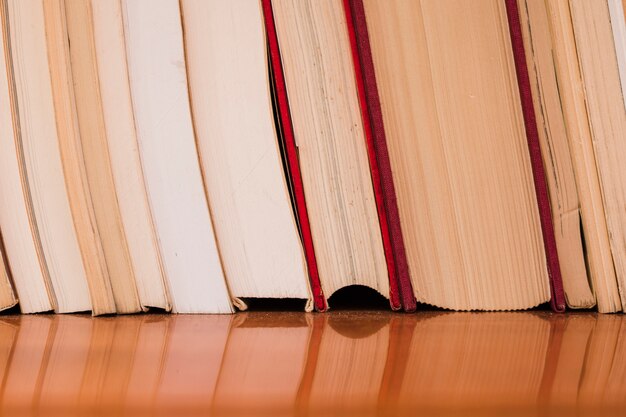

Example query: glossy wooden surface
[0,311,624,416]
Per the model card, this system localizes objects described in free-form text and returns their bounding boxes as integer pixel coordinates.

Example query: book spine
[261,0,327,312]
[505,0,566,312]
[342,0,416,312]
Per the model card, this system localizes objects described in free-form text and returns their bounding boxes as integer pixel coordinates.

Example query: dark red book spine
[505,0,566,312]
[342,0,416,312]
[261,0,327,311]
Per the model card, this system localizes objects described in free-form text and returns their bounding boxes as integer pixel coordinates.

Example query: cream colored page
[0,20,46,312]
[42,0,116,315]
[518,0,593,308]
[65,0,141,314]
[571,0,626,307]
[363,0,549,310]
[122,0,232,313]
[545,0,621,313]
[6,0,90,313]
[271,0,389,298]
[608,0,626,108]
[181,0,309,299]
[91,0,169,310]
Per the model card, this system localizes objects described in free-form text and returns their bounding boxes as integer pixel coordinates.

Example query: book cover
[261,0,327,311]
[342,0,415,312]
[505,0,566,312]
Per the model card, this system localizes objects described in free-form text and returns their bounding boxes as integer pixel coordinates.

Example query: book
[358,0,551,310]
[0,14,50,314]
[261,0,326,311]
[266,0,392,309]
[505,0,567,312]
[121,0,232,314]
[515,0,593,309]
[91,0,170,311]
[0,0,624,315]
[608,0,626,108]
[342,0,415,312]
[43,0,116,315]
[570,0,626,310]
[2,0,91,313]
[180,0,311,305]
[0,236,16,311]
[64,0,141,314]
[543,0,622,313]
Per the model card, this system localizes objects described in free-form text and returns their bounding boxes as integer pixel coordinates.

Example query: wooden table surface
[0,311,624,416]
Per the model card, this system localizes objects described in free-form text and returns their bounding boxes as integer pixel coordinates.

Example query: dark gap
[412,302,446,312]
[143,306,170,315]
[242,285,400,312]
[579,214,595,291]
[240,298,307,312]
[0,304,20,315]
[534,302,553,311]
[267,42,300,230]
[327,285,390,310]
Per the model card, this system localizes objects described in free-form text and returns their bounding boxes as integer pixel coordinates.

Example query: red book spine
[261,0,327,311]
[342,0,416,312]
[505,0,566,312]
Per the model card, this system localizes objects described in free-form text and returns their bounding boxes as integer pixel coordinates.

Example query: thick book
[536,0,621,313]
[341,0,565,312]
[122,0,232,314]
[2,0,90,313]
[515,0,593,309]
[352,0,554,311]
[64,0,142,314]
[43,0,115,315]
[0,16,47,313]
[262,0,401,311]
[504,0,566,312]
[261,0,326,311]
[342,0,415,312]
[569,0,626,311]
[91,0,170,311]
[180,0,311,307]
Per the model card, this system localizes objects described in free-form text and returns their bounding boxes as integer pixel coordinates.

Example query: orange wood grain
[0,312,623,416]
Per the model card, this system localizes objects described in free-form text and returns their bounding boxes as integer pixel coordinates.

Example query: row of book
[0,0,625,314]
[0,313,624,415]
